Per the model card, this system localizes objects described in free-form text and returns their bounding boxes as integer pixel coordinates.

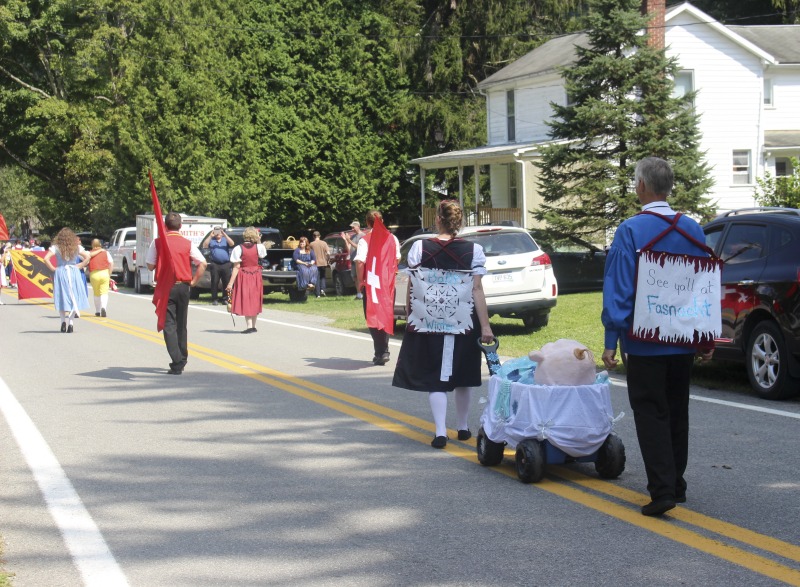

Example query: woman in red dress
[226,227,267,333]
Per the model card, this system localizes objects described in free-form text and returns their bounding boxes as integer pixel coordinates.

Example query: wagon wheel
[515,439,546,483]
[476,427,504,466]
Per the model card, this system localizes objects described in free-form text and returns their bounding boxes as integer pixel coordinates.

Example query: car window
[704,225,724,254]
[463,232,538,256]
[325,237,345,254]
[769,226,794,253]
[720,223,767,265]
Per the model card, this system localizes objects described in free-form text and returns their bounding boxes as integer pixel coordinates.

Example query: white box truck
[134,214,227,293]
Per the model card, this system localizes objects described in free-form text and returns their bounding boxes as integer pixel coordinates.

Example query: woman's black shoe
[60,322,67,333]
[67,325,73,333]
[457,429,472,441]
[431,436,447,449]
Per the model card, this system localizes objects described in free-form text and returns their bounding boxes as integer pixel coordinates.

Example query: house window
[776,158,791,176]
[764,78,774,107]
[506,90,515,143]
[508,164,518,208]
[673,70,694,106]
[732,150,752,184]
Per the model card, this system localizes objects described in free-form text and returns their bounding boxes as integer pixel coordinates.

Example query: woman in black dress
[392,200,494,449]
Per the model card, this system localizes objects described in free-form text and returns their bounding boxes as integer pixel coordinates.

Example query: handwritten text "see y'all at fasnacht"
[645,268,715,322]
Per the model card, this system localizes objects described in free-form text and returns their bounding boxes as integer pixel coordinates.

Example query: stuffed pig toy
[529,339,606,386]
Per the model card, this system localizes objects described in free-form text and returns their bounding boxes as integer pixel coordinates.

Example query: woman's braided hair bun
[437,200,463,236]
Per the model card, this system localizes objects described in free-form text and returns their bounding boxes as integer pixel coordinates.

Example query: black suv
[703,208,800,400]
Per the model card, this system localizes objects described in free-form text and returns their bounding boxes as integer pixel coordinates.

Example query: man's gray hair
[635,157,674,197]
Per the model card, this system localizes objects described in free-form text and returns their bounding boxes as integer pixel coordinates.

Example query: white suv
[394,226,558,329]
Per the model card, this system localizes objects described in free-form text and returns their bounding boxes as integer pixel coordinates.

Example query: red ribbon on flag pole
[363,217,397,335]
[149,171,175,332]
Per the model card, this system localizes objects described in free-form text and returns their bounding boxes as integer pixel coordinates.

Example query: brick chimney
[641,0,666,49]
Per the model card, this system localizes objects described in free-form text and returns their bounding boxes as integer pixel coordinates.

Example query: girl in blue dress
[44,227,90,332]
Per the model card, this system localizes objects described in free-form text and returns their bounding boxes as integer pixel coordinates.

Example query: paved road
[1,289,798,586]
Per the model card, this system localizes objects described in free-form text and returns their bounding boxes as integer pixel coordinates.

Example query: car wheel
[515,439,546,483]
[134,269,144,294]
[476,427,504,466]
[123,261,135,288]
[522,311,549,330]
[594,433,626,479]
[746,321,800,400]
[333,272,345,297]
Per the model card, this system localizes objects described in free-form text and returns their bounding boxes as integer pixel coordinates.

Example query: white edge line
[689,394,800,419]
[0,375,129,586]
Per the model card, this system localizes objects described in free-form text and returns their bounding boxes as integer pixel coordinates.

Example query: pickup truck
[195,227,311,301]
[107,226,137,287]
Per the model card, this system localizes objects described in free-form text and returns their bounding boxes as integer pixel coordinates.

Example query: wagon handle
[476,336,501,375]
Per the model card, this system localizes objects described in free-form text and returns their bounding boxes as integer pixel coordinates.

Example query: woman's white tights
[429,387,472,437]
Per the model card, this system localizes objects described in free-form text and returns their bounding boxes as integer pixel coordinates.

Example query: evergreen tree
[535,0,715,239]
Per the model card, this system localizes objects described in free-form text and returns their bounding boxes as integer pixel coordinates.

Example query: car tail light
[133,251,136,261]
[531,252,552,268]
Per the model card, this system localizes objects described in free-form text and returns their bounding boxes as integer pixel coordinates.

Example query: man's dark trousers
[627,353,694,501]
[362,293,389,358]
[209,261,232,303]
[164,282,190,371]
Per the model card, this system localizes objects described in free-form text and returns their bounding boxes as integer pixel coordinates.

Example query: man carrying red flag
[146,208,207,375]
[355,210,400,365]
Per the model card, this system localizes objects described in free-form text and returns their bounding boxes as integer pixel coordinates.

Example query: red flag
[149,171,175,332]
[364,217,397,334]
[10,250,54,299]
[0,214,8,241]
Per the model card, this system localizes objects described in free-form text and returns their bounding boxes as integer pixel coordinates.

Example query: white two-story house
[410,1,800,229]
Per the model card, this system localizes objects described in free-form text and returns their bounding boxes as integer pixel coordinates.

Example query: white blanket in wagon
[480,375,619,458]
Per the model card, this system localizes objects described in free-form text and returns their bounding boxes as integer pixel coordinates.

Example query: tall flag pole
[149,171,175,332]
[363,217,397,335]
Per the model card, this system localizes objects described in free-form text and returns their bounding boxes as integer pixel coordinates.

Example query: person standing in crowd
[308,231,330,298]
[201,226,234,306]
[43,228,91,333]
[392,201,494,449]
[292,236,317,293]
[602,157,716,517]
[146,212,207,375]
[87,239,113,317]
[354,210,400,365]
[343,220,364,300]
[0,242,8,304]
[226,227,267,333]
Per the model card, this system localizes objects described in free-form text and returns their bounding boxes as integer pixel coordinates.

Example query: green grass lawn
[196,290,751,393]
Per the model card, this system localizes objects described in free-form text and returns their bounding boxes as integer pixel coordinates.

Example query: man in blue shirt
[202,226,234,306]
[602,157,715,517]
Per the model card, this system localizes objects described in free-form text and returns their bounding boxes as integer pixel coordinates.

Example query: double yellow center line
[10,293,800,585]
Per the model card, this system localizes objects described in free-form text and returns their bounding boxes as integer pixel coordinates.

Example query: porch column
[420,167,426,228]
[517,160,526,229]
[458,166,464,209]
[474,163,480,223]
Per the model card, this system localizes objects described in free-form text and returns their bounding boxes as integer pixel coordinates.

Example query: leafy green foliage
[754,157,800,208]
[8,0,727,240]
[535,0,715,240]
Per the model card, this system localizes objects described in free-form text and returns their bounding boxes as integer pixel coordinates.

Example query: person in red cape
[146,211,207,375]
[354,210,400,365]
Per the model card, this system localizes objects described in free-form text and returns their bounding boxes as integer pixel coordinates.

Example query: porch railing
[422,206,522,229]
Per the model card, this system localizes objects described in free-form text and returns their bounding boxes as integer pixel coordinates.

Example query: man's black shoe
[675,494,686,504]
[377,352,390,365]
[641,499,676,517]
[167,368,183,375]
